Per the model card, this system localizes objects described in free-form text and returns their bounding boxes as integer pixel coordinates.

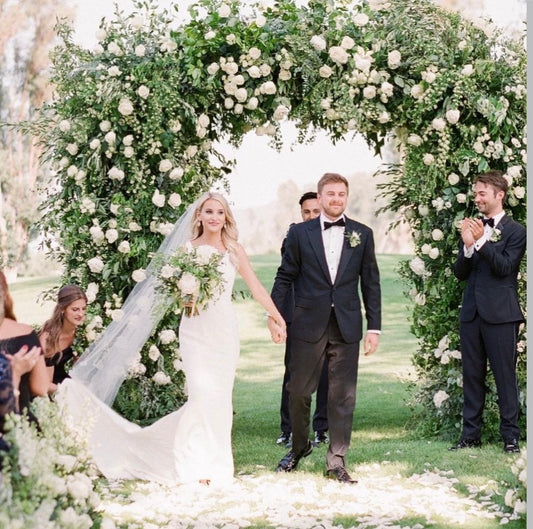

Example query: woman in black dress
[39,284,87,393]
[0,272,48,414]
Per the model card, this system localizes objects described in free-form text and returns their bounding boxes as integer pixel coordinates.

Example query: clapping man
[451,170,526,453]
[270,173,381,484]
[276,192,329,448]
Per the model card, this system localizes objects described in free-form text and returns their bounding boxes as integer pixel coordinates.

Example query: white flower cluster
[433,335,461,365]
[0,398,102,527]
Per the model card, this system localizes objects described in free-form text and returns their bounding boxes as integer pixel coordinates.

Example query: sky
[71,0,527,207]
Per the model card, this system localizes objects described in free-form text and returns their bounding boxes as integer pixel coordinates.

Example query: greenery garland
[32,0,525,438]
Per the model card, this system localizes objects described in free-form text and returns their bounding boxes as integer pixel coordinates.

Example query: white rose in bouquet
[195,244,219,265]
[153,371,171,385]
[160,264,175,279]
[178,272,200,296]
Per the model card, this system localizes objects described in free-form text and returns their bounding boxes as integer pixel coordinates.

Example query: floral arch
[35,0,526,438]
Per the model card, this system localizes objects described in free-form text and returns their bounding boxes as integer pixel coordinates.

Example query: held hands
[267,315,286,344]
[461,217,484,247]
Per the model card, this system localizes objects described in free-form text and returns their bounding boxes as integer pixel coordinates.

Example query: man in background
[276,192,329,448]
[451,170,526,453]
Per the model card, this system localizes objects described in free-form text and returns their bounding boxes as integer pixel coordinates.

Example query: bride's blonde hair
[191,192,239,266]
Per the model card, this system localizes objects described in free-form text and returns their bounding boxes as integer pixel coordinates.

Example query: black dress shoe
[313,430,329,446]
[449,438,481,451]
[276,441,313,472]
[276,432,292,447]
[326,466,357,484]
[503,439,520,453]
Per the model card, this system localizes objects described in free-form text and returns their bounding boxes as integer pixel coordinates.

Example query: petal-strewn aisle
[98,463,515,528]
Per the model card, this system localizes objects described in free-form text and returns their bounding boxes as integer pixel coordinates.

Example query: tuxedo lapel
[306,220,331,283]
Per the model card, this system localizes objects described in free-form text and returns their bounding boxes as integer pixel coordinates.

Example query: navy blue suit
[271,216,381,469]
[454,214,526,441]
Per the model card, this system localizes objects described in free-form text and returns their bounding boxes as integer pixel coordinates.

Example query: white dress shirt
[320,214,345,283]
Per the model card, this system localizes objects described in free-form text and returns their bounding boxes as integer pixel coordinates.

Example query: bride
[55,192,286,486]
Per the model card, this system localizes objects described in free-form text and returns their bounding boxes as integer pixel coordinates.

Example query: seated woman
[0,272,48,414]
[39,284,87,393]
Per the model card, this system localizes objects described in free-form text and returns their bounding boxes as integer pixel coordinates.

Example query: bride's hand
[267,316,286,344]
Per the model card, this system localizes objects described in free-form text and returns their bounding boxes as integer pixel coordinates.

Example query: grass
[10,254,526,528]
[232,253,525,528]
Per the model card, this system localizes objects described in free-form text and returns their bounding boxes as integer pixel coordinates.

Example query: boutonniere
[346,230,361,248]
[489,228,502,243]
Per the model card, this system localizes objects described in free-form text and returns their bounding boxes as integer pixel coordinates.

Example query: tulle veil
[69,198,200,405]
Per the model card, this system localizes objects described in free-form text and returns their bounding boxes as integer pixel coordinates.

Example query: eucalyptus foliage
[32,0,525,436]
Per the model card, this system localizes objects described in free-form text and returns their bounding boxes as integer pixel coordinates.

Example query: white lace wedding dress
[56,247,239,486]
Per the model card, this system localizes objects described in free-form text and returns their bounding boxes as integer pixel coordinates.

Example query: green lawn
[9,254,525,528]
[232,253,525,528]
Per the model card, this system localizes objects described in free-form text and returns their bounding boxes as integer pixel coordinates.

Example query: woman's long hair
[40,284,87,359]
[190,192,240,266]
[0,271,16,321]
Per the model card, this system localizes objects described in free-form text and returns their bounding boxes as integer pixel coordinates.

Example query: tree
[0,0,73,278]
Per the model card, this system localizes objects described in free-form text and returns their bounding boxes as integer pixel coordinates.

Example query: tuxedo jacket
[271,216,381,344]
[454,215,526,324]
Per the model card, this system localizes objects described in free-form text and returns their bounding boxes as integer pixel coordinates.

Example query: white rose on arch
[260,81,276,95]
[310,35,326,51]
[329,46,349,64]
[445,109,460,124]
[118,98,134,116]
[319,65,333,78]
[423,153,435,165]
[352,13,369,26]
[118,241,130,254]
[273,104,290,121]
[169,167,184,180]
[159,159,172,172]
[428,247,440,259]
[168,193,182,208]
[340,36,355,50]
[431,229,444,241]
[132,269,146,283]
[431,117,446,131]
[137,85,150,98]
[152,189,165,207]
[387,50,401,69]
[87,257,105,273]
[218,3,231,17]
[409,256,426,276]
[448,173,460,185]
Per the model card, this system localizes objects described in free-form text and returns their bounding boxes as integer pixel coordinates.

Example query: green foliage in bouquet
[28,0,525,436]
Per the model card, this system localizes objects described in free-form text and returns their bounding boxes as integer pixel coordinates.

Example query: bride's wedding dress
[56,246,239,485]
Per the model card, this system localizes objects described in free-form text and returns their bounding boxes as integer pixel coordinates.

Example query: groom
[269,172,381,484]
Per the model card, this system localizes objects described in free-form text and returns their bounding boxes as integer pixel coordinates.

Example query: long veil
[69,199,198,405]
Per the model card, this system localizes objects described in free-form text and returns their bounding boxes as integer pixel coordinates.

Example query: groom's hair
[317,173,349,194]
[475,170,508,200]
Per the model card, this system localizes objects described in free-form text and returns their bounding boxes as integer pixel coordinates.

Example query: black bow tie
[324,218,345,230]
[482,217,495,227]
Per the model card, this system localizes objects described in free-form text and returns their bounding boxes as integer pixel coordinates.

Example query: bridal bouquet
[155,244,225,317]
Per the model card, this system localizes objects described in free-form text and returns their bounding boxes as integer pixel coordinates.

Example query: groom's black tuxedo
[454,213,526,442]
[271,215,381,470]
